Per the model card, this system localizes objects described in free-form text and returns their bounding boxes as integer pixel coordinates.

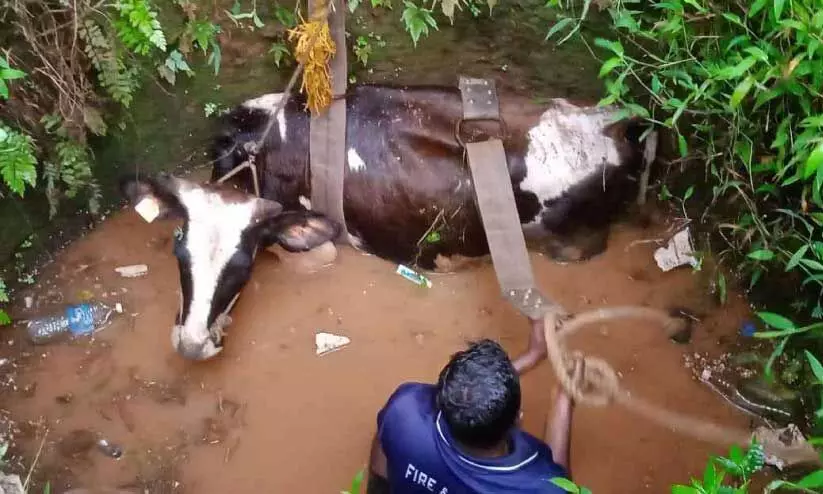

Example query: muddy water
[1,185,755,492]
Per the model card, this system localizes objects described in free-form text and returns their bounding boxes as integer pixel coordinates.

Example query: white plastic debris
[315,331,350,356]
[654,228,698,272]
[396,264,432,288]
[134,196,160,223]
[115,264,148,278]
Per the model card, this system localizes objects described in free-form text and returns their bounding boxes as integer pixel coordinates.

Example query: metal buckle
[454,117,509,148]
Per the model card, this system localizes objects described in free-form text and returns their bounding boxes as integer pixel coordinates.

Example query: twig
[23,428,49,492]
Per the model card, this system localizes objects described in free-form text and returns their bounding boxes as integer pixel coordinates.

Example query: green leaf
[594,37,624,56]
[550,478,579,493]
[805,350,823,384]
[774,0,786,20]
[717,272,727,305]
[0,311,9,326]
[0,68,26,81]
[678,134,688,157]
[756,311,796,331]
[804,143,823,179]
[546,17,575,40]
[252,12,264,28]
[786,245,810,271]
[797,470,823,488]
[730,76,754,108]
[599,57,623,78]
[747,249,775,261]
[401,1,438,47]
[749,0,767,17]
[0,80,8,99]
[671,485,699,494]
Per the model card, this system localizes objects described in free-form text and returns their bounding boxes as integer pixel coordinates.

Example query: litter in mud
[115,264,148,278]
[753,424,818,470]
[396,264,432,288]
[134,196,160,223]
[315,332,350,356]
[97,438,123,459]
[654,228,698,272]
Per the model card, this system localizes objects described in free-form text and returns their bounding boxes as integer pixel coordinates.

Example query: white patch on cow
[299,195,312,210]
[520,100,623,222]
[242,93,288,140]
[347,148,366,173]
[176,186,257,346]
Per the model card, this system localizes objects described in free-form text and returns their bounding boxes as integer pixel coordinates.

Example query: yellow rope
[288,0,336,115]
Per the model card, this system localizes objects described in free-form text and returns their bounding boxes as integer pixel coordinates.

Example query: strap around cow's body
[308,0,350,244]
[458,76,552,320]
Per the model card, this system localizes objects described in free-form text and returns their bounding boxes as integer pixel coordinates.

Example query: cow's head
[120,173,339,361]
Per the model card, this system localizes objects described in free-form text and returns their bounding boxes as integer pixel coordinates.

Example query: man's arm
[544,359,582,475]
[366,433,390,494]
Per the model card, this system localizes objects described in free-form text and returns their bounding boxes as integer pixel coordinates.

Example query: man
[366,339,579,493]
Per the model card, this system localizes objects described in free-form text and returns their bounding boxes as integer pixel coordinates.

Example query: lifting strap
[458,77,552,319]
[308,0,350,244]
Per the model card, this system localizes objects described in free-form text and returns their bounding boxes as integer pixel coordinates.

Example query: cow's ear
[258,211,341,252]
[119,172,188,221]
[251,198,284,225]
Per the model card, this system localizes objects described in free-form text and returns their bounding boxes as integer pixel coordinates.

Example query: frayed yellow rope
[288,1,336,115]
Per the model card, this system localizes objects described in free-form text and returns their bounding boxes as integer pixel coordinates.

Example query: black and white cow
[121,84,655,367]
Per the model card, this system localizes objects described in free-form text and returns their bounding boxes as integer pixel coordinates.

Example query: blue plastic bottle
[26,301,123,344]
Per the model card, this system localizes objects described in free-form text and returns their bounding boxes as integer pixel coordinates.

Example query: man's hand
[367,433,391,494]
[545,357,584,473]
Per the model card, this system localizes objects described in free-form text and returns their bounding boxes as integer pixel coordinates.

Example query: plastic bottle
[25,301,123,344]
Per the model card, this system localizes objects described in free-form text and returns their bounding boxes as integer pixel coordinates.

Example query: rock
[0,473,23,494]
[114,264,148,278]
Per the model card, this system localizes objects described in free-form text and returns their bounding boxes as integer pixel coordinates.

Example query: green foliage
[551,477,593,494]
[158,49,195,85]
[354,33,386,67]
[672,441,764,493]
[341,469,364,494]
[401,1,438,46]
[0,55,26,100]
[114,0,168,55]
[546,0,823,451]
[0,124,37,197]
[269,42,291,68]
[225,0,265,30]
[549,0,823,322]
[78,19,142,108]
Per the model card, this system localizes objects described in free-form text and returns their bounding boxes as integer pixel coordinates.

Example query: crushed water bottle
[26,301,123,344]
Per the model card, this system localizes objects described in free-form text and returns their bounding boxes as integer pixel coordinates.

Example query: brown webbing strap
[459,77,551,319]
[308,0,349,244]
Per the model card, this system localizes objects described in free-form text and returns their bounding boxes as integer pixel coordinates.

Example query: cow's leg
[512,318,548,375]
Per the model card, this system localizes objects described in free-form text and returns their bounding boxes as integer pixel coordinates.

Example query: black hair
[436,339,521,450]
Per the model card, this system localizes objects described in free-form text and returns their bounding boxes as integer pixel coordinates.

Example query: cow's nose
[175,337,223,361]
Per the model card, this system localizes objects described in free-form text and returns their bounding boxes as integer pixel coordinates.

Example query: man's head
[436,339,521,450]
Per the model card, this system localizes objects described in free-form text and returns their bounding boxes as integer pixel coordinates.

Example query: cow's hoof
[267,241,338,273]
[542,229,608,263]
[433,253,490,273]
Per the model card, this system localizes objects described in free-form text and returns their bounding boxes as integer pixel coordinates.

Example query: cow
[120,83,655,370]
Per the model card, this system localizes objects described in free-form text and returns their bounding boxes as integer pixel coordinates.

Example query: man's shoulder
[383,382,436,412]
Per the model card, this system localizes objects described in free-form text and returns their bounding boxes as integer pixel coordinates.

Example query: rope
[214,0,335,196]
[542,306,822,466]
